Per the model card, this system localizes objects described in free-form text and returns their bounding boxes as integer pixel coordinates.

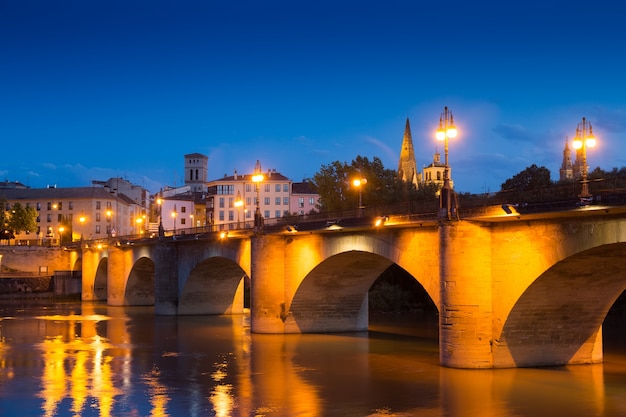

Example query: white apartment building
[0,178,149,244]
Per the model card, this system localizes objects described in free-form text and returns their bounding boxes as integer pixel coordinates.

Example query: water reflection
[0,303,625,416]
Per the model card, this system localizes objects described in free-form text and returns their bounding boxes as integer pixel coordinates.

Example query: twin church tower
[397,118,451,191]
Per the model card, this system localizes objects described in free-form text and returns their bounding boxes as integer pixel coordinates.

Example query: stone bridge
[4,203,626,368]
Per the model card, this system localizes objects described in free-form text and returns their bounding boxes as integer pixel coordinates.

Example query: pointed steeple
[559,138,574,181]
[398,117,421,189]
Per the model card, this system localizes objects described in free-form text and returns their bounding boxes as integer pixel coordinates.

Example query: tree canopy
[310,155,438,213]
[1,201,38,241]
[500,164,552,191]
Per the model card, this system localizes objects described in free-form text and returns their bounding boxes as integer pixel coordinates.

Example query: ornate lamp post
[572,117,597,200]
[252,172,264,232]
[435,106,459,220]
[352,177,367,217]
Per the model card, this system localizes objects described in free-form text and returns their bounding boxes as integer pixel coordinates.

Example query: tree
[310,155,438,213]
[2,202,38,243]
[500,164,552,191]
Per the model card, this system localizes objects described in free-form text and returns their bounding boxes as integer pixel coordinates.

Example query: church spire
[398,117,421,189]
[559,137,574,181]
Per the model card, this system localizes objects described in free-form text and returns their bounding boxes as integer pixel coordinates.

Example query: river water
[0,302,625,417]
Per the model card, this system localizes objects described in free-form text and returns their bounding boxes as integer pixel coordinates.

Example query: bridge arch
[494,242,626,367]
[178,256,248,315]
[125,256,155,305]
[93,257,108,301]
[285,250,394,332]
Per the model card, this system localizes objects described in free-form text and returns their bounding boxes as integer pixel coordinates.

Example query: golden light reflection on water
[36,316,122,417]
[1,305,624,416]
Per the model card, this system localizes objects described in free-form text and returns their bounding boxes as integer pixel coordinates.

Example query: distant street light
[435,106,459,220]
[352,177,367,217]
[234,191,243,229]
[157,197,164,237]
[171,204,178,234]
[79,214,86,240]
[58,226,65,246]
[572,117,597,200]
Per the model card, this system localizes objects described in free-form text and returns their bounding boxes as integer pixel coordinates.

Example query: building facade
[0,178,149,244]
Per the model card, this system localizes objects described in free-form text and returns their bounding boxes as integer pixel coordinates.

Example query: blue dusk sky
[1,0,625,195]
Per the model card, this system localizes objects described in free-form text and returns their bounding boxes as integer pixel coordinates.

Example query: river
[0,301,624,416]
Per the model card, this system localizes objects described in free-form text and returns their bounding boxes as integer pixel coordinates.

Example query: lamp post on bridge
[352,177,367,217]
[572,117,597,201]
[252,162,264,232]
[435,106,459,220]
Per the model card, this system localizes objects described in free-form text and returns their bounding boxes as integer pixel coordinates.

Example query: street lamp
[58,226,65,246]
[156,197,164,237]
[79,214,86,241]
[435,106,459,220]
[171,204,178,235]
[234,191,243,229]
[572,117,597,200]
[252,172,264,232]
[352,177,367,217]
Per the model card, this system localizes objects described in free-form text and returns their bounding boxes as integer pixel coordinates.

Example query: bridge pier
[439,221,494,368]
[107,246,129,306]
[250,234,287,333]
[81,249,100,301]
[154,242,179,315]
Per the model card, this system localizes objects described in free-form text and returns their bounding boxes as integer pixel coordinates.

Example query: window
[181,206,186,213]
[264,210,270,219]
[275,197,281,205]
[96,225,101,234]
[283,184,289,192]
[246,197,252,206]
[37,202,41,211]
[299,197,304,208]
[96,213,101,222]
[228,211,234,221]
[69,201,73,210]
[246,184,252,192]
[217,185,234,195]
[47,214,52,222]
[283,197,289,206]
[219,198,225,208]
[309,197,315,206]
[181,218,186,225]
[97,201,102,209]
[275,184,281,192]
[275,210,281,218]
[57,202,62,210]
[228,197,234,208]
[36,216,40,223]
[264,184,270,192]
[219,211,225,221]
[47,202,52,210]
[246,210,252,219]
[264,197,270,205]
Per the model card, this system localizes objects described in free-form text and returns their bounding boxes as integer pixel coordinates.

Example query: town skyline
[2,1,625,194]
